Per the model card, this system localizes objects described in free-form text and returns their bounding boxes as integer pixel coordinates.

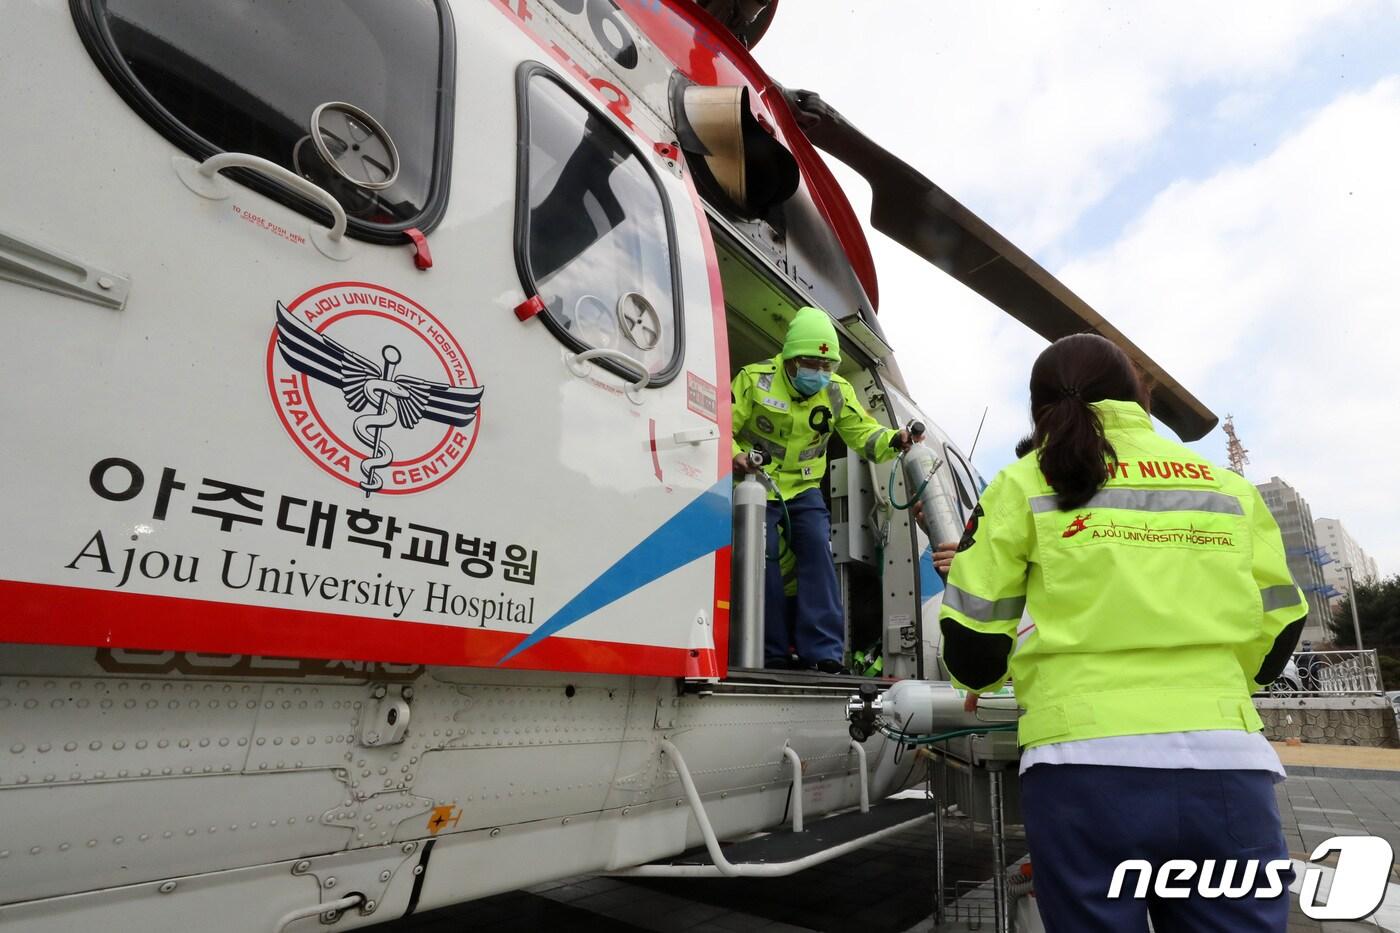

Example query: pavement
[379,746,1400,933]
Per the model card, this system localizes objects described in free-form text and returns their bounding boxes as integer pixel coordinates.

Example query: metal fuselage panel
[0,648,919,928]
[0,2,953,927]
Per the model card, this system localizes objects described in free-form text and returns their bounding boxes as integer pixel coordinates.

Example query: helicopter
[0,0,1215,929]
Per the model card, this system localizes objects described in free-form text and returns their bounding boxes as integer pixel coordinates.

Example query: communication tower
[1223,414,1250,476]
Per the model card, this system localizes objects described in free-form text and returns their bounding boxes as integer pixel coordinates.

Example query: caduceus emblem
[275,302,484,495]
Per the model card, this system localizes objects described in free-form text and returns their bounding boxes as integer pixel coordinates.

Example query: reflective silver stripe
[798,443,825,462]
[1260,585,1303,612]
[943,584,1027,623]
[864,431,889,460]
[739,430,786,461]
[826,383,844,416]
[1029,489,1244,515]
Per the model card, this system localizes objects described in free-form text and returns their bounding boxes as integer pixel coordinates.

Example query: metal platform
[704,667,885,695]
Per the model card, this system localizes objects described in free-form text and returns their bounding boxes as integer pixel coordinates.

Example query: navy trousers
[764,489,844,665]
[1020,765,1291,932]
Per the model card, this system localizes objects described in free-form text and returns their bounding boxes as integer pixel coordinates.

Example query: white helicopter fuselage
[0,1,984,929]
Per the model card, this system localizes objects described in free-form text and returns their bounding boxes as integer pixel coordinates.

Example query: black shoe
[813,659,851,675]
[765,655,802,670]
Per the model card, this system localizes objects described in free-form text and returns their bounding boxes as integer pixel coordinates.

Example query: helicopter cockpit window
[73,0,454,240]
[515,66,683,386]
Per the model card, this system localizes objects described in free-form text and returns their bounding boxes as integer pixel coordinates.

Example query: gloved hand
[893,428,924,452]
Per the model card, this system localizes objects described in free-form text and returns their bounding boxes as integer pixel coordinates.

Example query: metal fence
[1267,648,1384,696]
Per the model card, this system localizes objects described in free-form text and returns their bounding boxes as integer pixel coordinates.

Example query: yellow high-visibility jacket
[731,356,899,500]
[940,400,1305,749]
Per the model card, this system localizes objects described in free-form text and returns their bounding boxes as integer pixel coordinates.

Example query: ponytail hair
[1029,334,1147,511]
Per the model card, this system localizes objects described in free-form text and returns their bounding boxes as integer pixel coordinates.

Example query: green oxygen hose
[876,447,927,578]
[880,722,1018,746]
[773,490,792,547]
[759,473,792,548]
[887,447,934,510]
[874,441,932,579]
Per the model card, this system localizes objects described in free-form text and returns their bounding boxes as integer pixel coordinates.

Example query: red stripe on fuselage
[0,579,694,676]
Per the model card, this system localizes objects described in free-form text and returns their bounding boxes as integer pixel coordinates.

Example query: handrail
[199,153,347,241]
[849,738,870,813]
[565,347,651,404]
[274,893,362,932]
[1267,648,1384,697]
[782,743,804,833]
[657,739,743,877]
[615,738,933,879]
[616,812,933,878]
[171,152,351,261]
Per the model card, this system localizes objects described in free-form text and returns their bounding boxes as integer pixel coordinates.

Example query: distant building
[1314,518,1380,604]
[1256,477,1331,642]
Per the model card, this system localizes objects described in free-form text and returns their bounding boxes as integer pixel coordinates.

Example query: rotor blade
[783,89,1218,442]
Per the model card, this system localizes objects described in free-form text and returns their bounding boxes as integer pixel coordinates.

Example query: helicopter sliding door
[503,42,732,677]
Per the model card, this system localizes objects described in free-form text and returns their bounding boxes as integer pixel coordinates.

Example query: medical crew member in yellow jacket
[733,307,919,672]
[940,334,1305,932]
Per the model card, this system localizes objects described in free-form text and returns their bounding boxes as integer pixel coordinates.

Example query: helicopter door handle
[672,426,719,446]
[565,347,651,405]
[172,152,351,261]
[650,425,719,451]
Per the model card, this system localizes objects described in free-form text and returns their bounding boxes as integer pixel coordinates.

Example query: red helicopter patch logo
[1062,514,1093,538]
[267,282,484,496]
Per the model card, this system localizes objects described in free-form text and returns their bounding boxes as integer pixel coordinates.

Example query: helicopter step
[615,797,935,878]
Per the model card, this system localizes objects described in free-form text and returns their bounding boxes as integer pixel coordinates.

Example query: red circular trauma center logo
[267,282,484,495]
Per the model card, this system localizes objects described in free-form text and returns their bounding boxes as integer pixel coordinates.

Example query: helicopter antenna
[967,406,989,461]
[1223,414,1250,476]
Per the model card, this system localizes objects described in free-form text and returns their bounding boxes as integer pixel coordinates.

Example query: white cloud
[759,3,1400,573]
[761,1,1364,251]
[1053,77,1400,572]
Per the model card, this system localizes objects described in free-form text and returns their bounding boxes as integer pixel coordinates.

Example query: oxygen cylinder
[730,470,768,669]
[901,431,964,545]
[880,680,1020,734]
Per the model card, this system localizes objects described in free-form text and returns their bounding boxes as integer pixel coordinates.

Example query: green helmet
[782,306,841,365]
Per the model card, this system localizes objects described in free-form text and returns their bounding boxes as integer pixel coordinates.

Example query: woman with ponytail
[1030,333,1148,510]
[939,334,1306,932]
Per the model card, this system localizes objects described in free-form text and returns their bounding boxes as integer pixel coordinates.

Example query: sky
[757,1,1400,575]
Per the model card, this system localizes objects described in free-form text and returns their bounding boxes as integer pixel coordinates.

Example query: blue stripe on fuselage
[497,478,732,664]
[919,544,945,602]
